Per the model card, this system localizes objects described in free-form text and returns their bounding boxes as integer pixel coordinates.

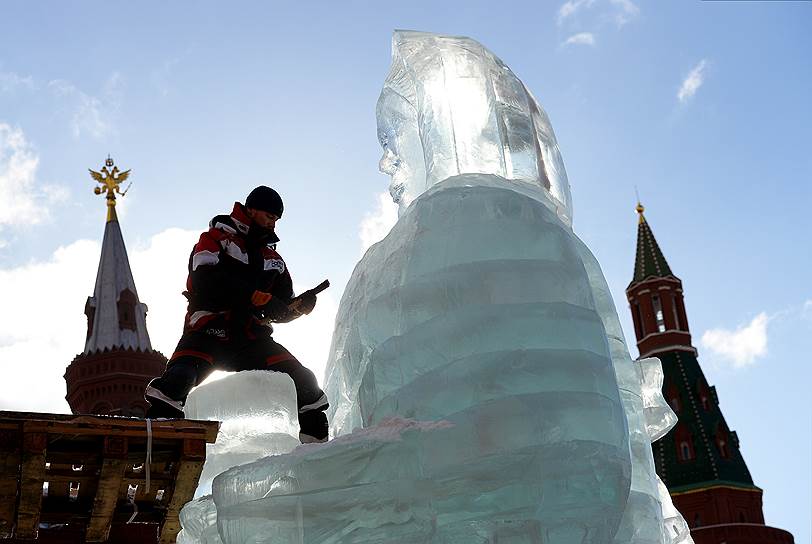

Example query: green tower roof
[630,202,674,286]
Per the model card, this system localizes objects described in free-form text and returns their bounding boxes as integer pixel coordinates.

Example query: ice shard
[206,30,691,544]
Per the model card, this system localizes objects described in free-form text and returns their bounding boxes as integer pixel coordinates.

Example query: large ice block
[183,371,301,497]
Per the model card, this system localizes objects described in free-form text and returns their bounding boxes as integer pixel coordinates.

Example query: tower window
[672,294,681,330]
[716,423,731,459]
[118,289,138,331]
[652,295,666,332]
[698,380,711,411]
[667,383,681,413]
[718,437,729,458]
[675,424,695,461]
[633,301,644,337]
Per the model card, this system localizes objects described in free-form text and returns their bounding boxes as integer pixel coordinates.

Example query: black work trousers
[150,316,328,438]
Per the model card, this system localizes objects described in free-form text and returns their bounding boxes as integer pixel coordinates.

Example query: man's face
[247,208,279,229]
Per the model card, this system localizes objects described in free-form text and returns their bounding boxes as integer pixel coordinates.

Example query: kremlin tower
[63,157,166,417]
[626,203,793,543]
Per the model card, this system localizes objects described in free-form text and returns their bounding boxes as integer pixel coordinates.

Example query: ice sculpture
[204,30,692,544]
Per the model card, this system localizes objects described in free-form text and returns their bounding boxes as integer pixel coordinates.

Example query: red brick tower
[626,202,793,543]
[64,157,166,417]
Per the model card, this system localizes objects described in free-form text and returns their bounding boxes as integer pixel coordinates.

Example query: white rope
[145,419,153,493]
[127,497,138,524]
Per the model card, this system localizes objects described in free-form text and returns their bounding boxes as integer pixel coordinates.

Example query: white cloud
[557,0,595,26]
[701,312,769,368]
[0,226,342,412]
[0,124,44,229]
[0,71,35,92]
[557,0,637,27]
[678,59,708,103]
[49,73,123,140]
[563,32,596,47]
[0,124,70,245]
[0,239,99,413]
[803,299,812,321]
[359,192,398,253]
[610,0,640,27]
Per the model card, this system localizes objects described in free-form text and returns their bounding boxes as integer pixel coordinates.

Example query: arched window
[84,297,96,339]
[118,289,138,331]
[667,383,681,413]
[633,301,644,338]
[672,294,682,330]
[697,379,711,411]
[716,423,731,459]
[675,424,695,461]
[652,295,666,332]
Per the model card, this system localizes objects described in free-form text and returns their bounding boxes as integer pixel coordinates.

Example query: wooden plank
[0,426,21,538]
[85,458,127,542]
[0,412,219,443]
[0,451,20,538]
[159,454,205,544]
[15,431,46,539]
[25,421,218,443]
[85,435,128,542]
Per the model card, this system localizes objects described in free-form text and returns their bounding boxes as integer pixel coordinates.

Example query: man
[144,185,329,443]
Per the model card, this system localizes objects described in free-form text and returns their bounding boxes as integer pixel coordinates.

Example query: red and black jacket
[183,202,296,331]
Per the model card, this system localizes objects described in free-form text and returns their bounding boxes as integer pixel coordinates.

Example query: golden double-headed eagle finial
[89,155,131,222]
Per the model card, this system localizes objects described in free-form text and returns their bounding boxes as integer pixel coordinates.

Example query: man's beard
[246,225,275,247]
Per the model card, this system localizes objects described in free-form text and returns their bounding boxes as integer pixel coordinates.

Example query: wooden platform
[0,411,219,543]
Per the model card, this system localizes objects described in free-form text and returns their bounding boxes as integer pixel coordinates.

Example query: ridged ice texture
[183,371,301,497]
[576,244,691,544]
[212,174,632,543]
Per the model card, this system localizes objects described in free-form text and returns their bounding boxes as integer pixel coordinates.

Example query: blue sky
[1,1,809,541]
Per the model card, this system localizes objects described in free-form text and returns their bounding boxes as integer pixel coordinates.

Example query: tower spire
[65,158,166,417]
[631,201,674,286]
[624,203,795,544]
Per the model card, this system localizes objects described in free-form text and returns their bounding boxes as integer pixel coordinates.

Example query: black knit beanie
[245,186,284,218]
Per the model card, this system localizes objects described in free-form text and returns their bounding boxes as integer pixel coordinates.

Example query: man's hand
[289,292,317,315]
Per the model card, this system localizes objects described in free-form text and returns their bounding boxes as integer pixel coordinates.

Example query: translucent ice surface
[183,371,301,497]
[177,495,222,544]
[377,30,572,224]
[177,372,301,543]
[191,30,691,544]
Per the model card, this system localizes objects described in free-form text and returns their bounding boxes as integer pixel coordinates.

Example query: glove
[251,290,272,306]
[290,292,317,315]
[258,296,293,322]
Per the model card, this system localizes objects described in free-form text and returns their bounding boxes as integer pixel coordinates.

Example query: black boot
[298,410,328,443]
[144,378,185,419]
